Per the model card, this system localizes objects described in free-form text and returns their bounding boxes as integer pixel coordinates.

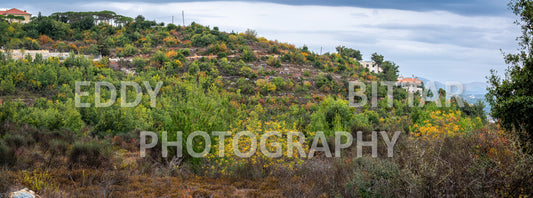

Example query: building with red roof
[396,76,423,93]
[0,8,32,24]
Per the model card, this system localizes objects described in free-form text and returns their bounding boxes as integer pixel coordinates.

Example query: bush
[3,134,27,148]
[191,33,217,47]
[188,61,200,75]
[243,29,257,41]
[344,157,402,197]
[266,56,281,67]
[0,140,14,166]
[49,139,69,156]
[68,141,112,168]
[303,69,310,77]
[151,50,169,67]
[256,79,276,94]
[0,168,13,193]
[117,44,137,57]
[132,56,148,69]
[180,48,191,56]
[0,76,15,95]
[241,48,256,62]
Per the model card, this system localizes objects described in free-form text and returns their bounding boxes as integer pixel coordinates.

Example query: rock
[9,188,38,198]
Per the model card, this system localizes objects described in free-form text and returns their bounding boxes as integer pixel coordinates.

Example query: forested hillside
[0,10,531,197]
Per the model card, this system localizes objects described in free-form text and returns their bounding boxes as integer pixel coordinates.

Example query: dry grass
[1,123,532,197]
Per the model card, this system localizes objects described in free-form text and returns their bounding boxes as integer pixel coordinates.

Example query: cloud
[7,1,521,82]
[7,0,511,16]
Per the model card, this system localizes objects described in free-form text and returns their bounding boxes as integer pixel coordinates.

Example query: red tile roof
[0,8,31,16]
[397,77,422,84]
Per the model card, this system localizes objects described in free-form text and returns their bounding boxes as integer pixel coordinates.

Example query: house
[360,61,382,73]
[396,76,423,93]
[0,8,32,24]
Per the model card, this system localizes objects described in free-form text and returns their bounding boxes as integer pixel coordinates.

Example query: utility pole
[182,10,185,26]
[172,16,174,24]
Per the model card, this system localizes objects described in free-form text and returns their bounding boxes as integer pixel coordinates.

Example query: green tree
[379,61,399,81]
[371,52,384,67]
[72,15,94,31]
[243,29,257,40]
[336,46,362,61]
[486,0,533,151]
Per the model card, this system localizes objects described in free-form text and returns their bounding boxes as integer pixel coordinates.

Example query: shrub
[117,44,137,57]
[295,52,306,64]
[0,140,14,166]
[314,73,334,90]
[0,77,15,95]
[68,141,112,168]
[256,79,276,94]
[188,61,200,74]
[243,29,257,40]
[132,56,148,69]
[3,134,27,148]
[49,139,69,156]
[266,56,281,67]
[163,36,179,47]
[207,42,228,55]
[241,48,256,62]
[151,50,169,66]
[191,33,217,47]
[0,167,13,193]
[344,157,402,197]
[303,69,310,77]
[180,48,191,56]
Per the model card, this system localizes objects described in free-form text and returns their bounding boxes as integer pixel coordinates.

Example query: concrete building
[0,8,32,24]
[360,61,382,73]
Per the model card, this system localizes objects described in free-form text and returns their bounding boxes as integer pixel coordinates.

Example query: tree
[371,52,384,66]
[379,61,399,81]
[114,15,133,27]
[243,29,257,40]
[24,17,71,40]
[336,46,362,61]
[486,0,533,152]
[96,36,112,56]
[72,15,94,31]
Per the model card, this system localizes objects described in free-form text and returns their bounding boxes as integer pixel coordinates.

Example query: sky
[2,0,521,83]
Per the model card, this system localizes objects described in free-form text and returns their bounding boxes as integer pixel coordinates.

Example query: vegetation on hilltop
[0,4,531,197]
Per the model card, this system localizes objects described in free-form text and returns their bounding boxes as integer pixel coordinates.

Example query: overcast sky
[3,0,521,83]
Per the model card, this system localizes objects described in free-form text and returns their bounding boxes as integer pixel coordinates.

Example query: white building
[396,76,423,93]
[360,61,382,73]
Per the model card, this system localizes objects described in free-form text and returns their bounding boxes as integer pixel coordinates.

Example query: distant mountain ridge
[416,77,488,96]
[415,77,490,113]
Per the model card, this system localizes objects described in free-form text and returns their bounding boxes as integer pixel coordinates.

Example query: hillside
[0,11,532,197]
